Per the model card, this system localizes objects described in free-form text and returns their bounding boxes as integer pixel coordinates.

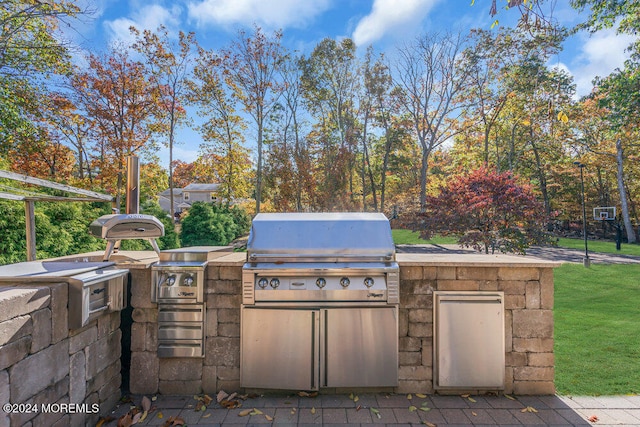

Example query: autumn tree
[403,167,551,254]
[395,32,472,211]
[0,0,81,154]
[222,26,284,213]
[131,25,195,217]
[300,38,360,210]
[71,44,158,208]
[189,46,252,206]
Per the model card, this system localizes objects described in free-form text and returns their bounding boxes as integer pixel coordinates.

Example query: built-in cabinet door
[241,308,319,390]
[323,307,398,387]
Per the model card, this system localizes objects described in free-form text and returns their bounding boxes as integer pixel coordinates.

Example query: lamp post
[574,161,590,268]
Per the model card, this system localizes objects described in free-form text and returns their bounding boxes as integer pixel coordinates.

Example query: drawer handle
[91,288,105,295]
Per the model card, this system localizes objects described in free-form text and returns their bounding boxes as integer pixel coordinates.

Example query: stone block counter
[128,251,560,396]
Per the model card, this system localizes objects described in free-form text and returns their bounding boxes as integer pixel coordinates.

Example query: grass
[554,263,640,395]
[392,229,458,245]
[556,237,640,257]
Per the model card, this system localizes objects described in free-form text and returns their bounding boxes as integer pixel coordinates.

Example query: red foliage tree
[404,167,552,254]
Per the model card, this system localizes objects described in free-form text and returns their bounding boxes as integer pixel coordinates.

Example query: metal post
[25,200,36,261]
[574,162,590,268]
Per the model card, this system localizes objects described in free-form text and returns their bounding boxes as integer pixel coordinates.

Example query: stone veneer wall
[0,284,121,427]
[129,254,556,396]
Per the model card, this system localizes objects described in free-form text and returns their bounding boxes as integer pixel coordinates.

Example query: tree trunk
[616,139,636,243]
[419,149,429,212]
[256,120,263,214]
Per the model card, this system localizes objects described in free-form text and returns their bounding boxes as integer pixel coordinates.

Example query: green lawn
[392,229,457,245]
[554,263,640,395]
[557,237,640,257]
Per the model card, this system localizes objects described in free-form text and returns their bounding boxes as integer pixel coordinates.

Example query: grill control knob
[316,278,326,288]
[270,278,280,288]
[364,277,375,288]
[258,278,269,288]
[340,277,350,288]
[184,275,194,287]
[166,275,176,286]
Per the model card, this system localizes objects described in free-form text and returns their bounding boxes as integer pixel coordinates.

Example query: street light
[574,161,590,268]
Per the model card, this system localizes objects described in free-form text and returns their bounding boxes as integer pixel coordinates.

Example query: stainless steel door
[323,307,398,387]
[241,308,320,390]
[434,292,505,389]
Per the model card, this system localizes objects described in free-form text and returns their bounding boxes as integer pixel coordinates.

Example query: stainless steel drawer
[434,291,505,389]
[158,340,204,358]
[158,305,204,322]
[158,322,204,340]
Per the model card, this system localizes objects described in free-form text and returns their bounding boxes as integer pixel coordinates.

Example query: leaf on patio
[265,414,274,421]
[407,393,413,400]
[141,396,151,412]
[521,406,538,413]
[290,408,297,415]
[467,396,477,403]
[356,405,362,411]
[202,394,213,406]
[311,407,316,414]
[202,413,211,418]
[370,407,381,419]
[96,416,114,427]
[238,409,253,417]
[117,413,133,427]
[156,412,163,419]
[217,390,229,403]
[504,394,516,400]
[588,415,599,422]
[472,411,478,416]
[353,395,359,402]
[422,422,436,427]
[409,405,417,412]
[250,409,263,415]
[416,393,427,398]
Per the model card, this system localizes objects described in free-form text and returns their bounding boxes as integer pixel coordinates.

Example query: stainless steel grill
[151,247,231,358]
[241,212,399,390]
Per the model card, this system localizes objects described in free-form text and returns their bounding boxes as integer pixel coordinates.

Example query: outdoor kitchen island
[127,249,559,397]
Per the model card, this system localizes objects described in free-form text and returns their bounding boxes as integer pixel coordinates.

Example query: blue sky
[69,0,635,167]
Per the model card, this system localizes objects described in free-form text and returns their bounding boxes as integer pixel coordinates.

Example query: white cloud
[104,4,182,46]
[566,28,634,98]
[187,0,332,30]
[352,0,440,47]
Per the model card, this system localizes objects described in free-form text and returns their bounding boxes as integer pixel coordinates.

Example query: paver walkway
[104,392,640,426]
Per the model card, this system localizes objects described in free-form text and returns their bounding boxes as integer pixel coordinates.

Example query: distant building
[158,183,220,214]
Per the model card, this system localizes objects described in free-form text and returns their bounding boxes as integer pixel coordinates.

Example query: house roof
[159,188,183,197]
[183,183,220,192]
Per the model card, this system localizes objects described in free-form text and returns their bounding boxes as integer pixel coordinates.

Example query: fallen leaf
[151,396,157,402]
[370,407,381,419]
[423,422,436,427]
[419,407,431,412]
[228,392,238,401]
[468,397,477,403]
[298,391,310,397]
[356,405,362,411]
[416,393,427,398]
[238,409,253,417]
[472,411,477,416]
[353,395,359,403]
[407,393,413,400]
[409,405,417,412]
[461,394,470,398]
[349,393,354,400]
[237,394,249,400]
[96,416,114,427]
[141,396,151,412]
[117,413,133,427]
[588,415,599,423]
[265,414,273,421]
[521,406,538,413]
[157,412,163,419]
[202,394,213,406]
[139,410,148,423]
[504,394,516,401]
[217,390,229,403]
[311,407,316,414]
[202,413,211,418]
[250,409,263,415]
[170,416,186,426]
[290,408,297,415]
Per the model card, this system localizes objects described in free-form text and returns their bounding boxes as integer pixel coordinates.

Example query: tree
[189,45,251,206]
[300,38,360,210]
[132,25,195,218]
[180,202,236,246]
[395,32,472,211]
[0,1,81,154]
[71,44,158,208]
[222,26,284,213]
[403,167,550,254]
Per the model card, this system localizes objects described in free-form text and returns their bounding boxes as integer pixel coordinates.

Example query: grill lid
[246,212,395,262]
[90,214,164,239]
